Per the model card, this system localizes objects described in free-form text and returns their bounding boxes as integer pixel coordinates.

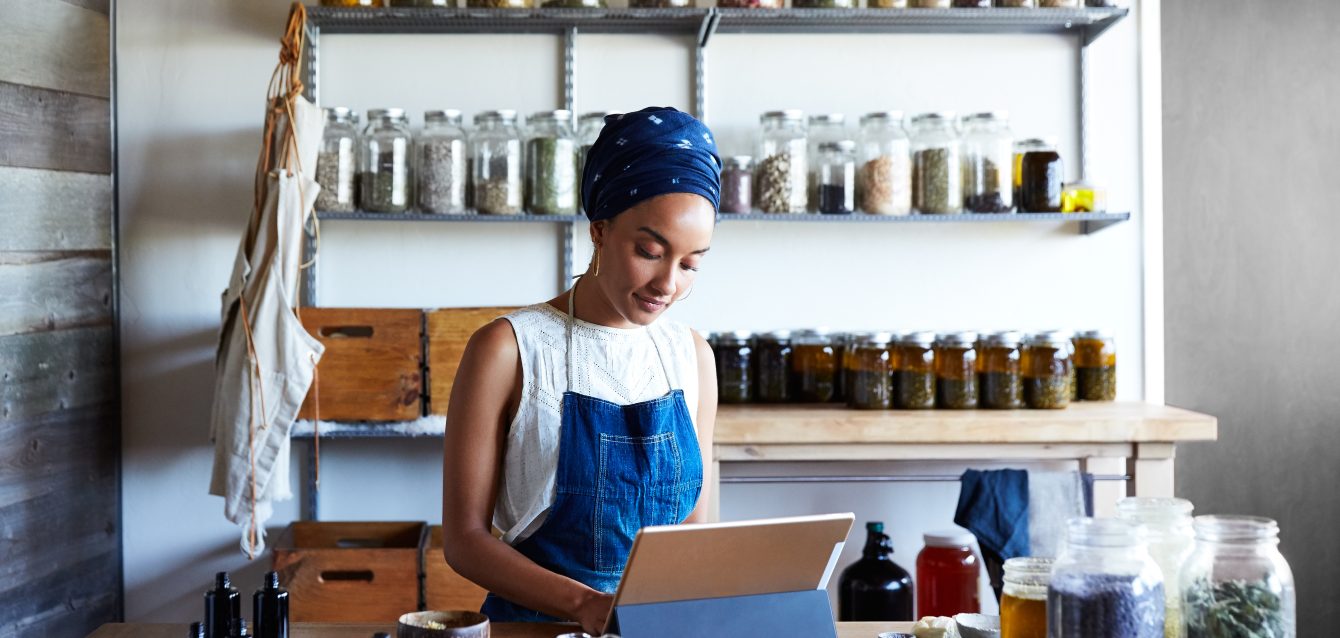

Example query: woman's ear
[589,219,611,248]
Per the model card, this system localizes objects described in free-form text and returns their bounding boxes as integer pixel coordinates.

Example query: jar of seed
[471,110,524,215]
[316,107,359,213]
[817,141,857,215]
[1019,138,1064,213]
[846,332,896,410]
[910,112,962,214]
[715,330,754,404]
[754,331,794,403]
[978,331,1024,410]
[857,111,911,216]
[720,156,753,214]
[576,111,607,215]
[755,110,808,214]
[359,108,414,213]
[792,329,838,403]
[1011,138,1049,211]
[416,109,468,214]
[525,110,579,216]
[960,111,1014,213]
[895,331,937,409]
[807,113,847,213]
[1022,330,1073,409]
[934,331,978,410]
[1073,329,1116,401]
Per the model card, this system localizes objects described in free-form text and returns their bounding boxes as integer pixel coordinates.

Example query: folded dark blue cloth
[581,106,722,222]
[954,469,1031,561]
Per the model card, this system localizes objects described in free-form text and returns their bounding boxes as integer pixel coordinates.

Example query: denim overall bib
[480,286,704,622]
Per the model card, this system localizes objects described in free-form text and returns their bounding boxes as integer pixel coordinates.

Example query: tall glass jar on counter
[1074,329,1117,401]
[525,110,579,216]
[895,331,937,409]
[792,330,837,403]
[807,114,847,212]
[576,111,607,215]
[316,107,359,213]
[934,332,978,409]
[961,111,1014,213]
[817,141,857,215]
[1117,498,1195,638]
[978,331,1024,409]
[1020,138,1064,213]
[359,108,414,213]
[1023,331,1073,409]
[715,331,754,405]
[1048,518,1165,638]
[720,156,753,214]
[416,109,468,214]
[755,110,808,214]
[1181,516,1295,638]
[846,332,895,410]
[910,113,962,214]
[754,331,794,403]
[472,110,524,215]
[1002,557,1052,638]
[857,111,911,216]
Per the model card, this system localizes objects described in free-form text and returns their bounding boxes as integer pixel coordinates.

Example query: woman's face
[590,193,715,327]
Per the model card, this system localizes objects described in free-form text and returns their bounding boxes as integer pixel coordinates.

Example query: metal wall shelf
[316,210,583,223]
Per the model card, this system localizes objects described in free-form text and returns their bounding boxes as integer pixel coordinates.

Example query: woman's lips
[633,293,668,313]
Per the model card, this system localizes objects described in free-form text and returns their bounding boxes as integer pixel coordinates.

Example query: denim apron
[480,285,704,622]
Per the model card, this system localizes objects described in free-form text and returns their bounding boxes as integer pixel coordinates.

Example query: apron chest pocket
[594,431,684,573]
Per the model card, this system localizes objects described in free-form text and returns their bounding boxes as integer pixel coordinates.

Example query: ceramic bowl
[397,610,490,638]
[953,613,1001,638]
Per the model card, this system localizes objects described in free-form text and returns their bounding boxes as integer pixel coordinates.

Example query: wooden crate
[426,307,517,416]
[420,526,489,611]
[298,308,424,421]
[272,521,425,623]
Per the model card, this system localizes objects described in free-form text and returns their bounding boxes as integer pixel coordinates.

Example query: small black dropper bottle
[204,572,242,638]
[253,571,289,638]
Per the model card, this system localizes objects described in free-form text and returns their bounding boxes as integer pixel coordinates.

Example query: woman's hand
[574,589,615,635]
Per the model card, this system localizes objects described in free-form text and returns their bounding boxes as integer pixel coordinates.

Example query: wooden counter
[89,622,914,638]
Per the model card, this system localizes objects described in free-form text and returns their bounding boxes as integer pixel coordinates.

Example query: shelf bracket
[563,26,577,113]
[561,221,576,294]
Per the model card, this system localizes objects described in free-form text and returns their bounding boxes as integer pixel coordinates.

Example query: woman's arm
[683,330,718,524]
[441,319,612,632]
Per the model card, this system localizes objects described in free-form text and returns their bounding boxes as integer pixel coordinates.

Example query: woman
[441,107,722,634]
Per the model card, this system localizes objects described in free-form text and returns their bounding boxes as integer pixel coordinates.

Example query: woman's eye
[636,246,660,260]
[680,261,700,273]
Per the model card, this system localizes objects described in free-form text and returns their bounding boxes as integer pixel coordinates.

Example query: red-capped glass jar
[916,531,981,618]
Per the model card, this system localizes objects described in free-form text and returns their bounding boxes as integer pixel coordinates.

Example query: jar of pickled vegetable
[895,331,936,409]
[960,111,1014,213]
[857,111,911,216]
[720,156,753,214]
[978,331,1024,410]
[1022,330,1072,409]
[792,329,838,403]
[910,113,962,214]
[934,332,978,410]
[1020,138,1063,213]
[846,332,895,410]
[807,113,847,212]
[316,107,359,213]
[472,110,524,215]
[359,108,414,213]
[1001,557,1051,638]
[754,330,794,403]
[756,110,808,214]
[1073,329,1116,401]
[715,330,754,405]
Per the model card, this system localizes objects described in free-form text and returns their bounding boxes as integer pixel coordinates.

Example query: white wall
[118,0,1149,621]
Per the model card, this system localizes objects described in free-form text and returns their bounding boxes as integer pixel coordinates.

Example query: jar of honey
[1073,329,1116,401]
[846,332,895,410]
[894,331,936,410]
[1022,330,1073,409]
[915,531,981,618]
[792,329,838,403]
[754,331,794,403]
[934,332,978,409]
[978,331,1024,409]
[1001,557,1052,638]
[714,331,754,405]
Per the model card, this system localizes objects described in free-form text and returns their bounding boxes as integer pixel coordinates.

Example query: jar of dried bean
[960,111,1014,213]
[1022,330,1073,409]
[1073,329,1116,401]
[754,330,794,403]
[934,331,978,409]
[755,110,808,214]
[471,110,524,215]
[895,331,937,409]
[792,329,838,403]
[359,108,414,213]
[720,156,753,214]
[1020,138,1063,213]
[316,107,359,213]
[846,332,896,410]
[817,141,857,215]
[978,331,1023,410]
[857,111,911,216]
[910,113,962,214]
[807,114,847,212]
[715,330,754,404]
[525,110,579,216]
[417,109,468,214]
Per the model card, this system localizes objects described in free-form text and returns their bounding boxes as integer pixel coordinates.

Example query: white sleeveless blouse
[493,303,701,545]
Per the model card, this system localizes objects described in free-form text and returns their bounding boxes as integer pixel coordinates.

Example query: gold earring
[677,286,693,302]
[593,248,601,277]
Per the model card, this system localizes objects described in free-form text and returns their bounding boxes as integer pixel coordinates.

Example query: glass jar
[1023,331,1073,409]
[1117,498,1195,638]
[416,109,468,214]
[1048,518,1165,638]
[359,108,414,213]
[525,110,579,216]
[720,156,753,214]
[576,111,607,214]
[978,331,1023,410]
[846,332,895,410]
[715,331,754,405]
[472,110,524,215]
[754,331,794,403]
[910,112,962,214]
[894,331,936,410]
[1181,516,1295,638]
[1074,329,1117,401]
[1062,180,1108,213]
[1002,557,1052,638]
[934,332,978,410]
[792,330,838,403]
[1020,138,1064,213]
[916,531,981,618]
[960,111,1014,213]
[316,107,359,213]
[755,110,808,214]
[807,114,847,212]
[1012,138,1048,212]
[466,0,532,7]
[817,141,857,215]
[857,111,911,216]
[1038,0,1079,6]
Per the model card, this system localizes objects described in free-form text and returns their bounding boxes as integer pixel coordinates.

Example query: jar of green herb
[1022,330,1073,409]
[978,330,1024,409]
[524,110,579,215]
[894,331,937,409]
[1181,516,1295,638]
[934,331,978,409]
[910,112,962,214]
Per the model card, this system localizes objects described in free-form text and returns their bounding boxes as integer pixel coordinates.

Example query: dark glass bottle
[253,571,290,638]
[1019,143,1063,213]
[204,572,241,638]
[188,622,206,638]
[838,522,914,621]
[231,618,251,638]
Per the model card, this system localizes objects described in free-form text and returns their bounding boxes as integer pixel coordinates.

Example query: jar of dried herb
[1117,497,1195,638]
[416,109,468,214]
[715,330,754,404]
[1048,518,1165,638]
[720,156,753,214]
[857,111,911,216]
[978,330,1024,410]
[1022,330,1073,409]
[1020,138,1064,213]
[359,108,414,213]
[817,141,857,215]
[754,330,794,403]
[807,113,847,212]
[934,331,978,410]
[910,112,962,214]
[471,110,524,215]
[846,332,896,410]
[894,331,936,409]
[576,111,607,214]
[1073,329,1116,401]
[960,111,1014,213]
[316,107,359,213]
[755,110,808,214]
[525,110,579,216]
[792,329,838,403]
[1181,516,1296,638]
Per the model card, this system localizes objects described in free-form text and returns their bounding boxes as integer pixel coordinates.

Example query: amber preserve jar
[792,330,838,403]
[1022,331,1073,409]
[715,331,754,405]
[1073,329,1116,401]
[754,331,794,403]
[934,332,978,409]
[846,332,896,410]
[894,331,936,410]
[978,331,1023,409]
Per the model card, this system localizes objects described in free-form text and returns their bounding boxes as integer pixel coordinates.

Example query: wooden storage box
[427,307,517,416]
[272,521,425,622]
[420,525,489,611]
[298,308,424,421]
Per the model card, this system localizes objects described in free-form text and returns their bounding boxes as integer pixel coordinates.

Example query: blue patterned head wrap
[581,107,722,222]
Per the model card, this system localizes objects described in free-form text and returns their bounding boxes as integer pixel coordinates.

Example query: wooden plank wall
[0,0,121,636]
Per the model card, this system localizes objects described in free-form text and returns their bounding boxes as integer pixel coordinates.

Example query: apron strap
[565,276,677,394]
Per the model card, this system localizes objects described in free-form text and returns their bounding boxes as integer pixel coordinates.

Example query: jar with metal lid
[978,331,1024,409]
[910,113,962,214]
[960,112,1014,213]
[576,111,607,214]
[817,141,857,215]
[1074,329,1116,401]
[754,331,794,403]
[755,110,808,214]
[1049,518,1165,638]
[934,332,978,410]
[792,330,838,403]
[1181,516,1295,638]
[857,111,911,216]
[720,156,753,214]
[359,108,414,213]
[1012,138,1048,211]
[894,331,936,409]
[1062,180,1108,213]
[715,331,754,405]
[1020,138,1064,213]
[1117,498,1195,638]
[1002,557,1052,638]
[472,110,524,215]
[807,114,848,212]
[846,332,895,410]
[416,109,468,214]
[316,107,359,213]
[525,110,578,215]
[1022,331,1073,409]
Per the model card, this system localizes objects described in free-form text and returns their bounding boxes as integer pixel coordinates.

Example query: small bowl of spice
[397,611,489,638]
